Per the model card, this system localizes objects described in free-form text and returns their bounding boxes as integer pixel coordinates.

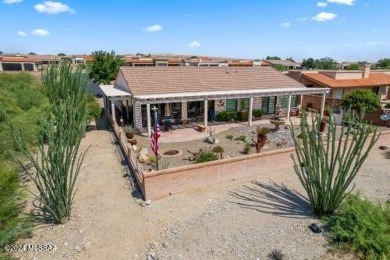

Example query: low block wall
[143,147,296,200]
[143,130,390,201]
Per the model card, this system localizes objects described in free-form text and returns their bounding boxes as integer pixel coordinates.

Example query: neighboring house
[100,67,328,136]
[0,54,90,72]
[124,56,183,67]
[0,55,38,71]
[262,59,300,70]
[288,64,390,102]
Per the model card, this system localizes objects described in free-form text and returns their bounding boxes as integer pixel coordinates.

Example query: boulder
[138,154,148,163]
[140,147,149,156]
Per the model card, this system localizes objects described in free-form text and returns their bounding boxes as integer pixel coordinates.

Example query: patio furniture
[197,124,207,132]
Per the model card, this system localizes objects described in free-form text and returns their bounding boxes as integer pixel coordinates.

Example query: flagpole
[151,106,159,170]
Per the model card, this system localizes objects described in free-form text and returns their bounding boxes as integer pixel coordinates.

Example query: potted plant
[123,125,134,139]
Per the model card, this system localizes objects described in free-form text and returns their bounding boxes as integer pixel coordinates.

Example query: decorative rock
[132,145,138,151]
[138,154,148,163]
[213,138,220,144]
[205,136,214,144]
[140,147,149,156]
[145,200,152,205]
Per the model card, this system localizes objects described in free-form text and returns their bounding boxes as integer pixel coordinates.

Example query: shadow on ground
[228,180,313,219]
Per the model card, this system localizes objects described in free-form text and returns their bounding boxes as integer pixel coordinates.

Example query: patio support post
[248,96,253,126]
[126,100,130,121]
[147,103,151,138]
[300,94,303,106]
[204,99,208,128]
[320,92,326,118]
[286,94,292,122]
[111,99,116,122]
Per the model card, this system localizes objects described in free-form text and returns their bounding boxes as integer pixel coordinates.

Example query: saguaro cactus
[290,110,380,216]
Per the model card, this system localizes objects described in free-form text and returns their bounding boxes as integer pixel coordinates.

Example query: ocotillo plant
[11,63,89,223]
[290,109,380,216]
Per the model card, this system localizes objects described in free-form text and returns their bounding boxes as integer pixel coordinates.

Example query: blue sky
[1,0,389,61]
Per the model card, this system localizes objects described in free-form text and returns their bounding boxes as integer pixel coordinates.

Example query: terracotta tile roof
[302,72,390,88]
[118,66,305,96]
[1,56,36,62]
[264,59,298,67]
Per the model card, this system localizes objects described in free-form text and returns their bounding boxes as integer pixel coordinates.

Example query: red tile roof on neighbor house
[118,66,305,96]
[302,72,390,88]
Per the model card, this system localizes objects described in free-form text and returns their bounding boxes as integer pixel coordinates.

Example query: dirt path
[12,123,390,259]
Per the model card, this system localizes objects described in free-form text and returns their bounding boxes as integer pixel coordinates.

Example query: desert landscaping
[11,115,390,260]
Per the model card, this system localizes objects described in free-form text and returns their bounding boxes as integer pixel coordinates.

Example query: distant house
[262,59,300,70]
[100,67,328,136]
[288,64,390,101]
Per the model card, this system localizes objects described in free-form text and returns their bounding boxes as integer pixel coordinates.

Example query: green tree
[290,110,380,216]
[314,57,337,70]
[88,50,123,84]
[345,63,359,70]
[11,63,89,223]
[266,56,281,60]
[57,53,66,56]
[341,89,381,115]
[0,51,3,55]
[272,64,288,71]
[28,52,36,55]
[377,58,390,68]
[286,57,295,62]
[302,58,315,69]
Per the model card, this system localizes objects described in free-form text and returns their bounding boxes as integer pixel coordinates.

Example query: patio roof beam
[134,87,330,105]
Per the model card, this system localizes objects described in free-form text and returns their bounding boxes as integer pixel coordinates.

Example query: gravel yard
[11,116,390,260]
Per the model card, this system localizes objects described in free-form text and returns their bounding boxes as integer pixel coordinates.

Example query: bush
[216,110,237,122]
[0,161,33,256]
[212,146,224,153]
[196,150,218,163]
[225,134,234,140]
[385,103,390,108]
[325,194,390,259]
[253,109,263,118]
[238,111,249,121]
[341,89,381,115]
[243,143,251,154]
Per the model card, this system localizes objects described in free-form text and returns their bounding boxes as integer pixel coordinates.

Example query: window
[333,89,344,99]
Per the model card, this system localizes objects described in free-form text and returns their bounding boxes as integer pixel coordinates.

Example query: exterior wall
[115,73,129,91]
[365,109,390,127]
[181,101,187,119]
[214,100,225,113]
[379,86,388,100]
[319,71,363,80]
[253,97,262,109]
[301,94,342,112]
[133,102,142,128]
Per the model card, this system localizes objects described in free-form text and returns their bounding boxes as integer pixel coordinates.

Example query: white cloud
[188,41,200,47]
[16,31,27,37]
[281,22,290,27]
[317,2,328,7]
[297,17,309,22]
[34,1,75,14]
[326,0,355,5]
[31,28,50,36]
[3,0,22,4]
[312,12,337,22]
[145,24,162,32]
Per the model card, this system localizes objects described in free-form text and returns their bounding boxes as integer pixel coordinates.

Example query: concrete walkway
[153,117,303,143]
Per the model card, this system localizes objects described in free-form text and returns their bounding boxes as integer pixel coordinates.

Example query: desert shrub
[341,89,381,115]
[225,134,234,140]
[325,194,390,259]
[0,161,33,256]
[256,127,270,135]
[238,135,246,142]
[238,111,249,121]
[216,110,237,122]
[196,150,218,163]
[253,109,263,118]
[243,143,251,154]
[87,95,102,123]
[212,146,224,153]
[290,110,379,216]
[148,154,156,165]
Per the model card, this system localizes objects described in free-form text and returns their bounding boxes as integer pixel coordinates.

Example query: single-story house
[100,66,329,137]
[288,64,390,103]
